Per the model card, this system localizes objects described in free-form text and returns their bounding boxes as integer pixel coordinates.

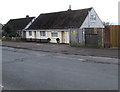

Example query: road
[2,46,118,90]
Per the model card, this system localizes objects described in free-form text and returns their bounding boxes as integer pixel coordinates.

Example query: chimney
[68,5,72,11]
[26,15,29,18]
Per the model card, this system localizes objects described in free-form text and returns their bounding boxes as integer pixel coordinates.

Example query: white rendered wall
[81,8,104,29]
[25,29,70,43]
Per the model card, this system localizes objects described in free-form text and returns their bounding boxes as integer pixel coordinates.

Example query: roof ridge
[4,17,35,30]
[28,7,92,29]
[41,7,92,15]
[10,17,35,21]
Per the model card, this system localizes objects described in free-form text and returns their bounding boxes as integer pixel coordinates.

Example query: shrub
[47,38,51,43]
[56,38,60,43]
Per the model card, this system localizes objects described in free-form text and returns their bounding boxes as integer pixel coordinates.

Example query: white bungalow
[23,7,104,46]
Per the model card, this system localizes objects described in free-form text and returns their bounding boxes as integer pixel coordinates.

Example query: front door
[23,31,26,38]
[61,31,65,43]
[34,31,36,39]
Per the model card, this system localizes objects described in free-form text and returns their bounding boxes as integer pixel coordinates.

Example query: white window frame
[40,31,46,37]
[29,31,32,36]
[90,15,96,22]
[51,32,58,37]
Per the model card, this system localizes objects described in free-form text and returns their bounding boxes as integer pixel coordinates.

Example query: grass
[70,43,85,47]
[2,38,24,42]
[110,47,120,49]
[2,38,69,46]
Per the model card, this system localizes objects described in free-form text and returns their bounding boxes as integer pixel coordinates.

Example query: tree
[2,24,18,37]
[102,21,110,26]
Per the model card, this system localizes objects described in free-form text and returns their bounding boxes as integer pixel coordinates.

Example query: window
[90,15,96,22]
[40,31,46,36]
[29,31,32,36]
[51,32,58,37]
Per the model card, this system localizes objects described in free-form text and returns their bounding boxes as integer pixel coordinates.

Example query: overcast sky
[0,0,119,24]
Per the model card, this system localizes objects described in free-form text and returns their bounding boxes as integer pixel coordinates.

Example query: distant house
[22,7,104,46]
[4,16,35,37]
[0,23,3,39]
[0,23,3,30]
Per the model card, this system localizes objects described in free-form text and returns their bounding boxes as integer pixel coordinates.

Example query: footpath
[2,41,119,59]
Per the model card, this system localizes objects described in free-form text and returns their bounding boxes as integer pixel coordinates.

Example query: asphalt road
[2,46,118,90]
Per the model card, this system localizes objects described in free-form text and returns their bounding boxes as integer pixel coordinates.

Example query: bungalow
[3,16,35,37]
[23,7,104,46]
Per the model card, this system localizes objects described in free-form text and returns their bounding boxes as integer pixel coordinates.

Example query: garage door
[85,34,98,47]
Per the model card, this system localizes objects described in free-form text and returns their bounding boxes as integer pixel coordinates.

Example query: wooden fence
[109,25,120,47]
[104,26,110,48]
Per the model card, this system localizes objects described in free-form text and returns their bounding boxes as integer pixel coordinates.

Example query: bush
[56,38,60,43]
[2,24,19,37]
[47,38,51,43]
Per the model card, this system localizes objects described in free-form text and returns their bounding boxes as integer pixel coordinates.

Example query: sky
[0,0,119,24]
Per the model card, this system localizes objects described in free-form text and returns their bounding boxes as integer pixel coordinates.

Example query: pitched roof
[0,23,3,30]
[0,23,3,27]
[28,7,92,29]
[4,17,35,31]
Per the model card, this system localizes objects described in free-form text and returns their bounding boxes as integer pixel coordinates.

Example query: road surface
[2,46,118,90]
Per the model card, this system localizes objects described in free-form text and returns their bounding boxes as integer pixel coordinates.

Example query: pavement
[2,41,120,59]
